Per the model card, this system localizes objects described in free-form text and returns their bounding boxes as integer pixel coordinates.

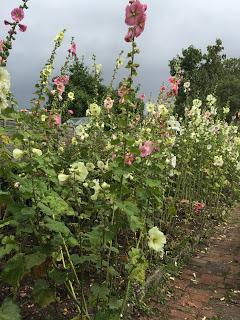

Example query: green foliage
[0,299,21,320]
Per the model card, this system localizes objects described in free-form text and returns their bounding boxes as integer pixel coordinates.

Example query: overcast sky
[0,0,239,107]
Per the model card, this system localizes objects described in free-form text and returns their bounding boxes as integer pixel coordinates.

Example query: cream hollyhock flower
[58,173,70,185]
[157,104,168,116]
[91,179,102,200]
[32,148,42,156]
[213,155,224,167]
[86,162,95,172]
[87,103,101,117]
[41,114,48,122]
[95,64,102,75]
[193,99,202,108]
[146,102,155,113]
[148,226,166,256]
[70,162,88,182]
[0,67,10,92]
[13,148,24,160]
[68,92,75,101]
[223,106,230,114]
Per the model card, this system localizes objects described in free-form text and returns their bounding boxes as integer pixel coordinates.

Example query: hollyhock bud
[0,40,4,52]
[11,8,25,23]
[124,28,135,42]
[19,24,27,32]
[68,109,74,115]
[4,20,12,26]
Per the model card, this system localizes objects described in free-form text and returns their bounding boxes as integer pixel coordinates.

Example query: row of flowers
[0,1,239,319]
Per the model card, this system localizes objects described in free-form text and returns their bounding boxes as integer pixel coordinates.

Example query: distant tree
[216,58,240,120]
[169,39,226,116]
[64,58,108,117]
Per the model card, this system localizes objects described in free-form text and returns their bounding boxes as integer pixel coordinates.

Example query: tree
[64,58,108,117]
[169,39,226,116]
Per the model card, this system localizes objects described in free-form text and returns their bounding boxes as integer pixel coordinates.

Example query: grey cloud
[0,0,239,106]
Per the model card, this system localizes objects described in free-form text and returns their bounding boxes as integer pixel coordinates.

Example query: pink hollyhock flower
[125,0,147,26]
[124,27,135,42]
[169,76,181,96]
[139,93,145,101]
[0,40,4,52]
[134,14,146,37]
[55,114,61,126]
[11,8,24,23]
[194,202,205,215]
[160,86,166,92]
[56,83,65,96]
[69,42,77,56]
[19,24,27,32]
[124,153,135,166]
[139,140,155,158]
[104,97,114,111]
[68,109,74,115]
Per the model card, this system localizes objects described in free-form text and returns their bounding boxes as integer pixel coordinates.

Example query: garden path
[146,206,240,320]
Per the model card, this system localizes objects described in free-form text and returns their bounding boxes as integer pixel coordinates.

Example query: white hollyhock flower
[13,148,24,160]
[148,226,166,256]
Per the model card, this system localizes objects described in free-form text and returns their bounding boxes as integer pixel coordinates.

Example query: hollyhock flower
[124,153,135,166]
[68,92,75,101]
[55,114,61,126]
[58,173,70,185]
[194,202,205,215]
[32,148,42,156]
[134,13,146,37]
[13,148,24,159]
[160,86,166,91]
[125,0,147,26]
[213,155,223,167]
[87,103,101,117]
[124,27,135,42]
[0,40,4,52]
[139,140,155,157]
[139,93,145,101]
[11,8,24,23]
[148,226,166,256]
[104,97,114,111]
[68,109,74,115]
[69,42,77,56]
[56,83,65,95]
[70,162,88,182]
[18,24,27,32]
[169,76,180,96]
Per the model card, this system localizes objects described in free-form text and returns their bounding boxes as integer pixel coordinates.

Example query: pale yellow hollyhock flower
[70,162,88,182]
[58,173,70,185]
[13,148,24,160]
[87,103,101,117]
[148,227,166,256]
[32,148,42,156]
[68,92,75,101]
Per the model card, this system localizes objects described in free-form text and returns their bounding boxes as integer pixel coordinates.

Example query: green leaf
[25,253,47,271]
[0,298,21,320]
[1,254,25,287]
[108,297,123,310]
[44,217,70,236]
[145,178,160,188]
[32,279,56,307]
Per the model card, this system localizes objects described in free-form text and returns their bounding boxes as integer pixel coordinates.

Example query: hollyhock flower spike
[69,42,77,56]
[11,8,24,23]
